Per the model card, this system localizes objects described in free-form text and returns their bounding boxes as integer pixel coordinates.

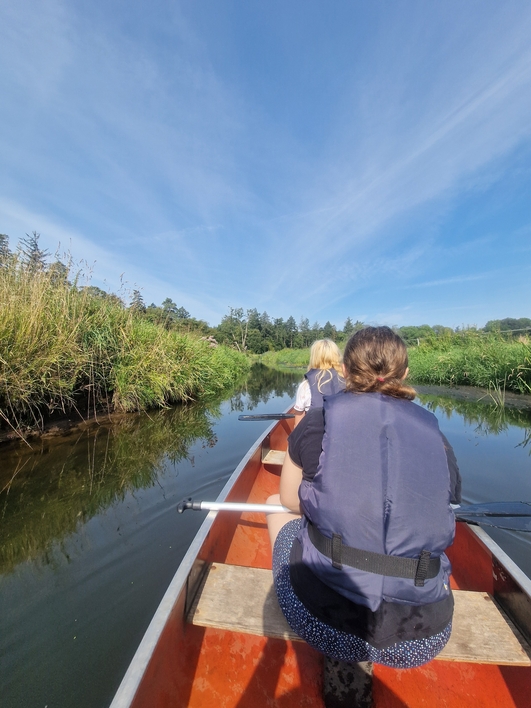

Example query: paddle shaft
[238,414,295,421]
[177,500,289,513]
[177,499,531,531]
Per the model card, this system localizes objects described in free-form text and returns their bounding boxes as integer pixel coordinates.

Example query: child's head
[343,326,415,400]
[308,339,343,374]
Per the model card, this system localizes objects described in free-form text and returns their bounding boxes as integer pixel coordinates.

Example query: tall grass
[0,259,249,434]
[407,331,531,394]
[259,348,310,369]
[259,334,531,395]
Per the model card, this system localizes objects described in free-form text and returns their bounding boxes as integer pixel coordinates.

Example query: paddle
[238,414,295,421]
[177,499,531,532]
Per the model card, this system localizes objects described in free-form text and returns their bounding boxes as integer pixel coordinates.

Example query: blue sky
[1,1,530,329]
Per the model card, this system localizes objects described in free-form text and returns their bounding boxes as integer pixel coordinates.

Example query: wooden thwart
[261,449,286,466]
[188,563,531,666]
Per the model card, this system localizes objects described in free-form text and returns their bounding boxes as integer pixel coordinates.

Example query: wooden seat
[261,449,286,466]
[188,563,531,666]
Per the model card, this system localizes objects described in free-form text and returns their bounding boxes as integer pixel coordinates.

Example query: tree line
[2,232,529,354]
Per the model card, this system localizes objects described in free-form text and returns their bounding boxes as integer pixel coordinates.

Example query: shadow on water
[0,364,302,576]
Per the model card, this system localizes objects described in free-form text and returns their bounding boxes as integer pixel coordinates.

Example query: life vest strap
[307,522,440,586]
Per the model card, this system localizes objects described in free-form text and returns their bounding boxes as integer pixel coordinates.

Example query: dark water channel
[1,366,531,708]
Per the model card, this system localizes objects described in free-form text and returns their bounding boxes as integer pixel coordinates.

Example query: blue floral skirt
[272,519,452,668]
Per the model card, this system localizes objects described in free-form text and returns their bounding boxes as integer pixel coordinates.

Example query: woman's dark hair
[343,326,416,400]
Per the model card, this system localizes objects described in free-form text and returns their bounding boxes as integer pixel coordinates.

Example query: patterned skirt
[272,519,452,668]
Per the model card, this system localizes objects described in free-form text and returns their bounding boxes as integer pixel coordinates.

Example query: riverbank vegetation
[0,242,249,437]
[1,231,531,436]
[408,331,531,394]
[258,332,531,395]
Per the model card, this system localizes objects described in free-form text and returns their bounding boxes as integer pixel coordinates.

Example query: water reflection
[417,390,531,450]
[0,403,221,575]
[227,363,301,412]
[0,364,300,576]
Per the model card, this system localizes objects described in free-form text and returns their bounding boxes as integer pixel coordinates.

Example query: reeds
[407,331,531,394]
[0,258,249,434]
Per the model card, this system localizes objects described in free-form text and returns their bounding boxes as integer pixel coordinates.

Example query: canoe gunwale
[109,409,291,708]
[468,524,531,644]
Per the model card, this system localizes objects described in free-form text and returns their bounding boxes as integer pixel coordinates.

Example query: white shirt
[294,379,311,412]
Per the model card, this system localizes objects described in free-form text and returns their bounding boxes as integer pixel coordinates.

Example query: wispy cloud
[408,273,493,289]
[1,1,530,326]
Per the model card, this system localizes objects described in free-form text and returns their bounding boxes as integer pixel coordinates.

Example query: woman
[293,339,345,426]
[267,326,461,668]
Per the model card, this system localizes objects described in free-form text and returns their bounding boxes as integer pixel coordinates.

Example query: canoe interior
[118,416,531,708]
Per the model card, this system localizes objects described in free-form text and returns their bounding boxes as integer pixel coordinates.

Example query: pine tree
[343,317,355,338]
[18,231,49,271]
[130,289,146,312]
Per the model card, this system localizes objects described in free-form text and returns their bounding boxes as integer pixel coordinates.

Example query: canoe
[110,412,531,708]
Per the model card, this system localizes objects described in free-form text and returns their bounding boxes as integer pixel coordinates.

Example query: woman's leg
[266,493,300,548]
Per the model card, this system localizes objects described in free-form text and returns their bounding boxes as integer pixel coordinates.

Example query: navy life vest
[297,391,455,612]
[305,368,345,409]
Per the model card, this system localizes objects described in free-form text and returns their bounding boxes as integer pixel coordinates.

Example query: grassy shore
[258,348,309,369]
[408,332,531,394]
[0,261,249,435]
[259,333,531,395]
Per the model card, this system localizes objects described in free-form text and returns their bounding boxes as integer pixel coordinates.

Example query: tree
[175,306,190,319]
[285,316,298,348]
[48,259,69,284]
[484,318,531,333]
[162,298,177,314]
[217,307,250,352]
[323,321,336,340]
[130,289,146,312]
[273,317,287,349]
[399,325,434,343]
[310,321,322,342]
[0,234,10,265]
[18,231,49,271]
[343,317,355,338]
[247,308,262,332]
[161,298,190,321]
[432,324,453,337]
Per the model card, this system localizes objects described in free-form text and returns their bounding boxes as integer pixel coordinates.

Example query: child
[267,326,461,668]
[293,339,345,426]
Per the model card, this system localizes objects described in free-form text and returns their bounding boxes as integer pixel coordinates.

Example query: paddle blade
[455,502,531,532]
[456,515,531,532]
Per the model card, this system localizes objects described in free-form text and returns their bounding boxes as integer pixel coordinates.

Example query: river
[1,364,530,708]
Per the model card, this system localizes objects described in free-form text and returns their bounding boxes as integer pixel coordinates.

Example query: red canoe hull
[111,415,531,708]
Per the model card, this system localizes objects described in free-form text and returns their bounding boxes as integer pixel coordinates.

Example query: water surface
[0,370,530,708]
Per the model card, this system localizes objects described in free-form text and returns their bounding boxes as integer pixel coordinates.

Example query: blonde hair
[343,327,416,400]
[308,339,343,374]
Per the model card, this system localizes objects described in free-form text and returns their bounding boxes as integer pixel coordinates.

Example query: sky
[1,0,531,329]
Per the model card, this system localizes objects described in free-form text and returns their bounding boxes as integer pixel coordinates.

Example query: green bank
[259,332,531,395]
[0,259,249,436]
